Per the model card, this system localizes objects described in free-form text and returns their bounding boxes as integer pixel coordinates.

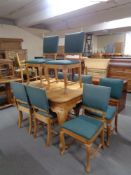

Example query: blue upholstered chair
[45,32,85,91]
[25,85,57,146]
[43,36,59,59]
[10,82,33,134]
[60,84,111,173]
[99,77,124,132]
[26,36,59,85]
[64,32,85,56]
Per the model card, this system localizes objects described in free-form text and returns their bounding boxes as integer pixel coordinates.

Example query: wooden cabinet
[0,38,27,61]
[108,58,131,92]
[84,58,110,79]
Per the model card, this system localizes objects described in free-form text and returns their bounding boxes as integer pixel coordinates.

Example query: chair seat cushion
[46,60,80,65]
[26,58,52,64]
[36,109,57,119]
[87,105,116,121]
[62,115,103,140]
[19,103,30,109]
[26,58,47,64]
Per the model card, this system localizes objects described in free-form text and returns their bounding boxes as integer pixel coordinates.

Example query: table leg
[5,83,12,104]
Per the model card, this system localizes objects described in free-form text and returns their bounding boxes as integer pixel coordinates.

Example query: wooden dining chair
[10,82,33,134]
[99,77,124,133]
[25,85,57,146]
[43,36,59,59]
[45,32,85,92]
[60,84,111,173]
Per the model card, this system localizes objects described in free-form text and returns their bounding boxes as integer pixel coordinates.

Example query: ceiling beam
[0,18,15,25]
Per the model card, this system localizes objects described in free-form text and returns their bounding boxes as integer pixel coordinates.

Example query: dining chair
[10,82,33,134]
[25,85,57,146]
[43,36,59,59]
[99,77,124,132]
[59,84,111,173]
[45,32,85,92]
[26,36,59,85]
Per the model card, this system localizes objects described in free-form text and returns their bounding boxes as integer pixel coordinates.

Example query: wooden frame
[45,62,82,93]
[14,98,33,134]
[59,117,104,173]
[82,105,117,146]
[26,63,43,86]
[31,106,56,146]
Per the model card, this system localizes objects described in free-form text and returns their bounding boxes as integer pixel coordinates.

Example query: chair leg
[34,118,38,138]
[106,123,111,146]
[59,130,66,155]
[115,113,118,133]
[85,144,92,173]
[100,127,105,149]
[18,110,23,128]
[29,112,33,134]
[46,122,52,146]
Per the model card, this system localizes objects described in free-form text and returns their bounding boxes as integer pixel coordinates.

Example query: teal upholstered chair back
[64,32,85,53]
[25,86,49,112]
[73,74,92,84]
[43,36,59,53]
[10,82,29,103]
[83,84,111,112]
[100,78,124,99]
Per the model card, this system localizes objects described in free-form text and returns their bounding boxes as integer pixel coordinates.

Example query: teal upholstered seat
[100,78,124,99]
[43,36,59,53]
[46,60,80,65]
[87,105,116,121]
[26,58,47,64]
[62,115,103,140]
[64,32,85,53]
[36,110,57,119]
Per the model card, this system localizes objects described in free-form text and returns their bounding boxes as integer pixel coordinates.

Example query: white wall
[0,24,43,59]
[97,33,125,52]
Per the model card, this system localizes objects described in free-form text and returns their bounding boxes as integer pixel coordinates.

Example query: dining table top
[29,80,83,103]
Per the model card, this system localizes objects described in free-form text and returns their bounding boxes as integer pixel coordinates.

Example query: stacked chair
[26,36,59,86]
[59,84,112,172]
[45,32,85,92]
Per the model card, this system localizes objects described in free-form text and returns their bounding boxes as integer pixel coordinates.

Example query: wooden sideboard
[84,58,110,79]
[108,58,131,92]
[0,38,27,61]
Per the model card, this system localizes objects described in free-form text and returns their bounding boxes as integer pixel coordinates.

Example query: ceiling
[0,0,131,35]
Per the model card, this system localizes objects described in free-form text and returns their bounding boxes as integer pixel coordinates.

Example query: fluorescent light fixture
[46,0,109,17]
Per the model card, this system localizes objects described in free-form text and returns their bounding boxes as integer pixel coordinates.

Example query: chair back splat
[99,78,124,99]
[25,86,49,112]
[10,82,29,104]
[43,36,59,54]
[83,84,111,112]
[64,32,85,54]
